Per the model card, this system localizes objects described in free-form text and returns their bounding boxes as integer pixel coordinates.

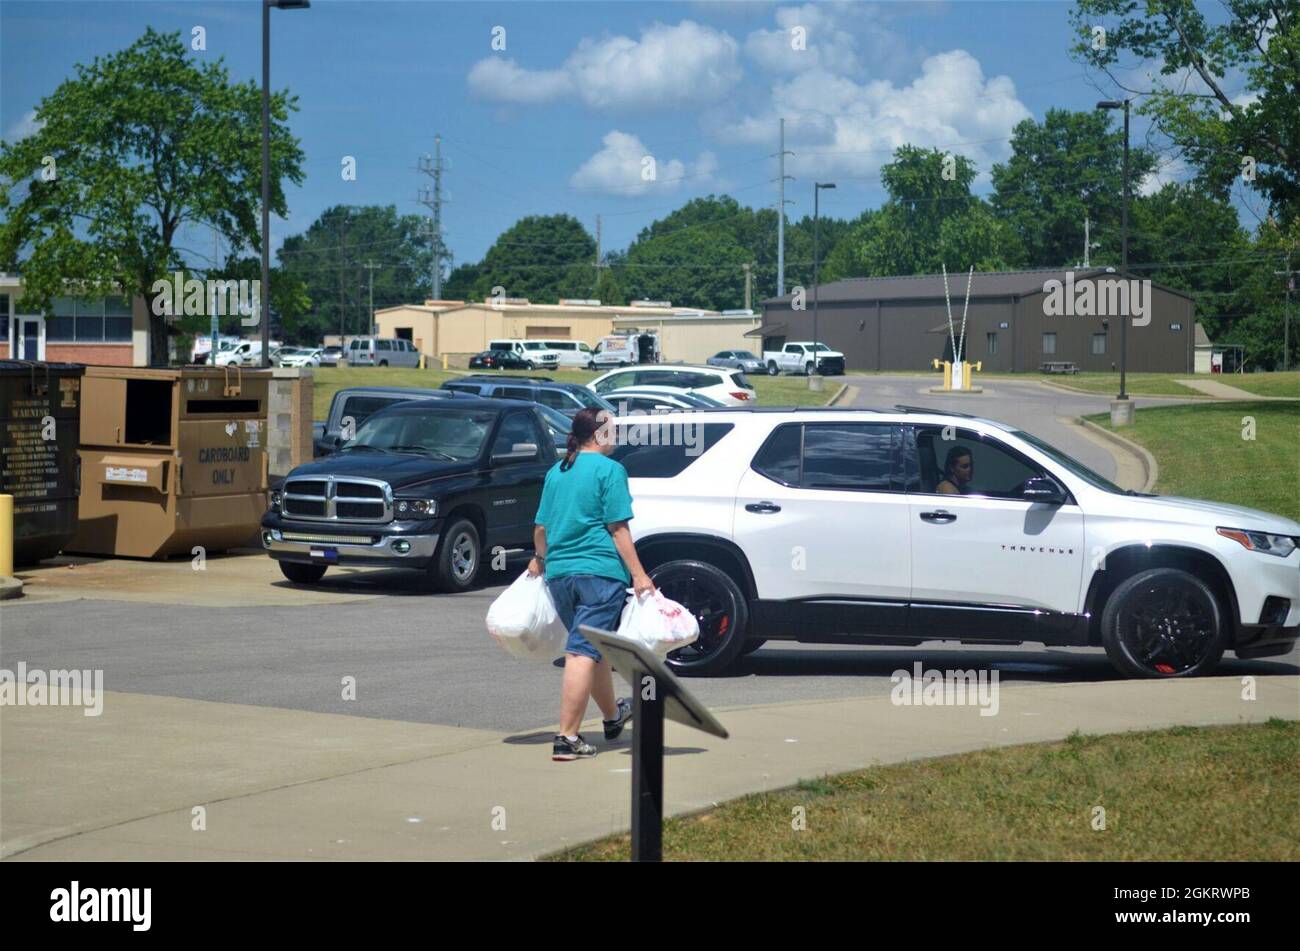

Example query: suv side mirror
[1022,476,1066,504]
[492,442,539,464]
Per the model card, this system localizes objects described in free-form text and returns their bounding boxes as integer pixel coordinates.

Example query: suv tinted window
[911,426,1045,499]
[803,424,896,491]
[610,423,734,478]
[498,386,534,401]
[339,395,404,429]
[593,371,637,393]
[535,388,577,410]
[752,423,802,486]
[443,383,482,395]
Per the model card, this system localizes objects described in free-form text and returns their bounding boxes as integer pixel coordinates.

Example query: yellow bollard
[442,354,448,370]
[0,493,13,577]
[419,353,426,370]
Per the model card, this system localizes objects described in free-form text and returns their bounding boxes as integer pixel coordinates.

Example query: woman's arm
[608,520,655,596]
[527,524,546,576]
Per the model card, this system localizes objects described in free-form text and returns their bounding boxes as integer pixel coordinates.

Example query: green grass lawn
[1219,370,1300,398]
[547,721,1299,862]
[310,365,836,417]
[1086,401,1300,520]
[1022,372,1209,397]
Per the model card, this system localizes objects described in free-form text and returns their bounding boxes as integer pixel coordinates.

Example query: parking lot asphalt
[2,558,1296,733]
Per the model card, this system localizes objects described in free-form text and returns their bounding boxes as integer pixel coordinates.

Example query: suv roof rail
[458,374,554,383]
[893,404,980,418]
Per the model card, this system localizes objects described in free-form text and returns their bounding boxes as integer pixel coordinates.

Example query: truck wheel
[804,361,815,375]
[587,361,597,370]
[525,360,535,370]
[767,361,780,376]
[430,518,481,592]
[378,360,389,367]
[279,561,327,584]
[1101,568,1226,678]
[652,559,750,676]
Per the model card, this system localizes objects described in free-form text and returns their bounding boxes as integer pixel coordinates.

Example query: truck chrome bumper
[262,528,440,562]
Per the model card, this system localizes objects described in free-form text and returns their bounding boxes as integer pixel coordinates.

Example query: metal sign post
[582,626,729,863]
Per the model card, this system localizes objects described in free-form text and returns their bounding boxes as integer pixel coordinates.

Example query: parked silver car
[707,349,766,373]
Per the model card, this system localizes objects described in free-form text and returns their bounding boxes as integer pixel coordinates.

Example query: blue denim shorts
[547,574,628,662]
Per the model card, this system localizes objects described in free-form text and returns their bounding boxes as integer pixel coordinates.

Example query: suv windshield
[522,342,549,350]
[1012,430,1125,494]
[346,408,498,461]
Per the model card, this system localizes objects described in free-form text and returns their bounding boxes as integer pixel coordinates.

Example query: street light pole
[261,0,310,369]
[812,182,836,387]
[1097,98,1131,421]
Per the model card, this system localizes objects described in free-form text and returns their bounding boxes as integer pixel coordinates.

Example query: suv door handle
[919,510,957,523]
[745,501,781,514]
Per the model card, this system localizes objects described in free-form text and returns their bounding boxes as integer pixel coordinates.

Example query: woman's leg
[559,655,602,736]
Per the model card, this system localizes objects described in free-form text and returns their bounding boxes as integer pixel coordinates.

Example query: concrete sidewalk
[1174,378,1298,400]
[4,676,1296,861]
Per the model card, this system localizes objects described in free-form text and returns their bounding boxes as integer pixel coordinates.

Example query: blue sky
[1,1,1240,276]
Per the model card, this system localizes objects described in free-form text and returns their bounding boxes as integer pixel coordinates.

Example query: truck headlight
[1217,528,1298,558]
[396,499,437,517]
[269,489,282,512]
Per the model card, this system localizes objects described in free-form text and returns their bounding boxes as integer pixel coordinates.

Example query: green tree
[832,146,1020,277]
[0,28,304,363]
[992,109,1156,267]
[450,214,596,304]
[1071,0,1300,222]
[618,197,755,309]
[277,204,431,343]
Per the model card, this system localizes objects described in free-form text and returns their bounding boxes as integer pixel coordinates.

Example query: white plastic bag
[485,571,567,661]
[617,589,700,657]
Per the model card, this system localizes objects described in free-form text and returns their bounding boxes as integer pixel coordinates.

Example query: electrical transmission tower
[418,134,451,300]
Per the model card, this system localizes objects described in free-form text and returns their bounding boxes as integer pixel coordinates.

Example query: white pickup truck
[763,341,846,376]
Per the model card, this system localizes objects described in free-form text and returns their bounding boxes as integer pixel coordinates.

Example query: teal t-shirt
[534,451,634,584]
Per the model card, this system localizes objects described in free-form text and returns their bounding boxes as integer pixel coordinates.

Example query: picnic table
[1040,361,1079,375]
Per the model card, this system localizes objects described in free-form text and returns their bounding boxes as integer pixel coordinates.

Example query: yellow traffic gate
[68,366,270,558]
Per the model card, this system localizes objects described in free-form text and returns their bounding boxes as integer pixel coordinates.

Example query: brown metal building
[754,268,1196,373]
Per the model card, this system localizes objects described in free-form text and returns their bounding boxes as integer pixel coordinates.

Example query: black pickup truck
[263,395,556,591]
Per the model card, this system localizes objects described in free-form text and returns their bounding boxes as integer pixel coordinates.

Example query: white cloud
[723,50,1032,183]
[744,3,862,75]
[1139,156,1191,197]
[468,20,742,110]
[570,131,718,196]
[6,110,44,141]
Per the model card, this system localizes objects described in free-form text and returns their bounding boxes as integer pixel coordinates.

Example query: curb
[1076,416,1159,493]
[0,576,23,600]
[1035,378,1210,400]
[826,383,855,406]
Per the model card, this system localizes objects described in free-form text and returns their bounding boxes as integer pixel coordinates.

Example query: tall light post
[811,181,836,388]
[1097,98,1130,419]
[261,0,311,369]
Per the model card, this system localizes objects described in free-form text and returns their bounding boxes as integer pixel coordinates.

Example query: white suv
[611,407,1300,676]
[589,365,757,406]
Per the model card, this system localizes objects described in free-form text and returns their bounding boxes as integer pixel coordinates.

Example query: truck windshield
[347,409,498,461]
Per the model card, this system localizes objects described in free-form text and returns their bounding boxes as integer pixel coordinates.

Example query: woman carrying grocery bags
[529,407,656,761]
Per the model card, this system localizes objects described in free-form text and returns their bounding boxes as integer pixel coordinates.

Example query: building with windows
[0,273,150,365]
[755,268,1196,374]
[373,298,757,365]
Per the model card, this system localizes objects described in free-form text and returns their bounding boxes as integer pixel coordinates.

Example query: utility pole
[364,261,381,336]
[595,214,603,296]
[773,118,795,297]
[336,213,348,345]
[742,262,752,311]
[1276,259,1296,372]
[1083,215,1091,268]
[418,135,448,300]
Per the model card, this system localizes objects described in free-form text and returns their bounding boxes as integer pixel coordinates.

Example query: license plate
[309,547,339,562]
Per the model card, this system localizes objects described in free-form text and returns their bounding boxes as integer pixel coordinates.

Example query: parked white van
[345,336,421,368]
[536,339,596,369]
[487,339,561,370]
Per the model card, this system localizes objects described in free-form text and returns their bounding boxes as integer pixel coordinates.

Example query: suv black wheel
[740,637,767,655]
[430,518,481,592]
[767,360,780,376]
[525,360,535,370]
[651,560,750,675]
[279,561,327,584]
[1101,567,1227,678]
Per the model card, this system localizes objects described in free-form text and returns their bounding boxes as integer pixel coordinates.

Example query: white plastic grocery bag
[617,590,700,657]
[485,571,568,661]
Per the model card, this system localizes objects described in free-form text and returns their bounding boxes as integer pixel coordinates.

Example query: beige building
[374,298,760,365]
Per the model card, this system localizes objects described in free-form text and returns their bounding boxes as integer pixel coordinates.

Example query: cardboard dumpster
[0,360,85,565]
[67,366,270,558]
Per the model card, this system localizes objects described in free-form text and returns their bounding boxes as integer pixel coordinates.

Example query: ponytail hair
[560,407,607,472]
